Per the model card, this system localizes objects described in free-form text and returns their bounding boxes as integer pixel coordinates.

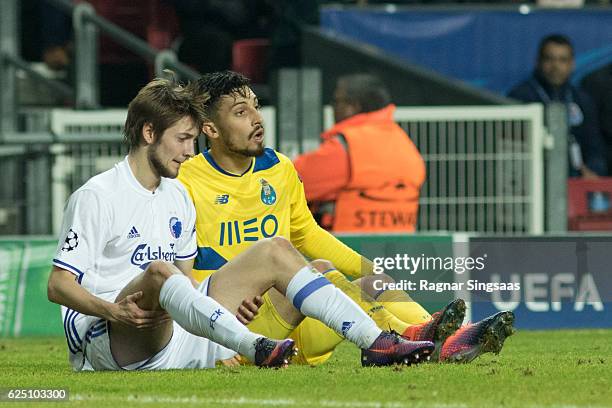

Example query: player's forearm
[47,268,117,321]
[360,256,374,275]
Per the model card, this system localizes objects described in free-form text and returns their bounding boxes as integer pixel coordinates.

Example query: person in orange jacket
[294,73,426,232]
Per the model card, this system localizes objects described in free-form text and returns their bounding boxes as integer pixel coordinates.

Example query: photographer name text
[373,279,520,293]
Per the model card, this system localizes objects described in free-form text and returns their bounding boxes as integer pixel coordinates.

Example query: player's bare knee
[250,238,276,259]
[245,238,288,278]
[256,237,306,280]
[258,236,292,262]
[145,260,178,286]
[269,236,306,269]
[269,236,293,251]
[310,259,335,273]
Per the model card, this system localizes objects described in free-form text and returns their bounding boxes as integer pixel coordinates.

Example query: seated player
[178,71,515,365]
[47,76,437,372]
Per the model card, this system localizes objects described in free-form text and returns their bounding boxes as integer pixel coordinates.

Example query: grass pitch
[1,330,611,408]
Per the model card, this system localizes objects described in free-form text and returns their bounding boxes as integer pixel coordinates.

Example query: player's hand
[111,291,170,329]
[236,296,263,325]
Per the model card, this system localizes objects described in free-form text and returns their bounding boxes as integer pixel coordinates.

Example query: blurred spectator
[293,74,426,233]
[581,63,612,175]
[20,0,150,107]
[40,1,72,72]
[89,0,153,106]
[21,0,72,72]
[18,0,72,106]
[508,34,607,178]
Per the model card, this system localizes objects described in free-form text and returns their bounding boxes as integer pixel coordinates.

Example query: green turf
[1,330,611,408]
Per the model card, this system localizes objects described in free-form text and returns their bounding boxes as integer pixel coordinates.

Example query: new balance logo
[341,321,355,337]
[215,194,230,205]
[127,226,140,239]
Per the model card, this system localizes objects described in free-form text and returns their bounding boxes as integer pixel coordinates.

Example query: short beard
[221,133,265,158]
[148,144,176,178]
[228,144,265,158]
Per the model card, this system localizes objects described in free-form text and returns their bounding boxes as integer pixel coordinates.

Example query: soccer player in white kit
[47,77,435,372]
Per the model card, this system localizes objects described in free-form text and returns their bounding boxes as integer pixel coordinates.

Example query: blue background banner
[321,7,612,95]
[468,237,612,329]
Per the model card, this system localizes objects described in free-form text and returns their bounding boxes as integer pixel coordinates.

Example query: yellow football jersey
[178,149,429,367]
[178,148,362,280]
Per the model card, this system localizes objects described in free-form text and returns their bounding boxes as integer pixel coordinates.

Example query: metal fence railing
[0,0,201,141]
[50,142,128,234]
[0,108,276,235]
[2,105,545,235]
[323,104,546,234]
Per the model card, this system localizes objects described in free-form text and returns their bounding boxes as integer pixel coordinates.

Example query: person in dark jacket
[508,34,607,178]
[582,64,612,174]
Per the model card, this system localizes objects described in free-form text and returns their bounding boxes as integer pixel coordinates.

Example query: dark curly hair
[188,70,252,120]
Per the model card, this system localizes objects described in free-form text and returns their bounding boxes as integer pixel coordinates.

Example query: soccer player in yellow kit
[178,71,514,365]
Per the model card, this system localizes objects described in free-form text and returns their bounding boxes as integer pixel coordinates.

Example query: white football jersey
[53,156,197,369]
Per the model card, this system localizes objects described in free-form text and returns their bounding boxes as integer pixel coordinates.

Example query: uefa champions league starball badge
[61,229,79,252]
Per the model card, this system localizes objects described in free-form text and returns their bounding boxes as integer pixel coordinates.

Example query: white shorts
[82,277,236,371]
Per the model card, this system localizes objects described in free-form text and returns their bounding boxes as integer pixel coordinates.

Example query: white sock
[285,266,382,349]
[158,274,262,361]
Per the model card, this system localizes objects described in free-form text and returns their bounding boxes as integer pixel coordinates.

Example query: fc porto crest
[169,217,182,238]
[260,178,276,205]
